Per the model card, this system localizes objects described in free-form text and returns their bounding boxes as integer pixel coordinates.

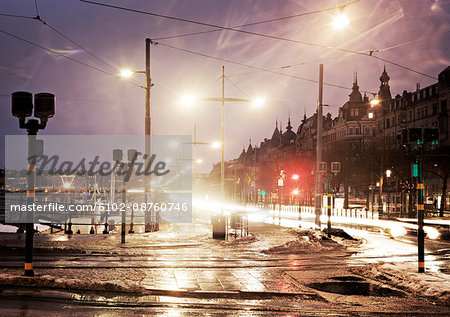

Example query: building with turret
[207,66,450,216]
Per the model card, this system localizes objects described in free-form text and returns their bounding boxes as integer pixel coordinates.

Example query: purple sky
[1,0,449,172]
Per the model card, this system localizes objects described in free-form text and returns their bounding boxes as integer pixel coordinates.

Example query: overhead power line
[79,0,437,80]
[154,41,360,93]
[33,0,40,16]
[0,1,119,73]
[153,0,360,41]
[0,13,35,19]
[34,16,119,72]
[0,27,143,87]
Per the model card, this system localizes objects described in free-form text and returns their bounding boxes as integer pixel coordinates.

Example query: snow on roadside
[352,262,450,304]
[261,229,351,254]
[0,273,145,293]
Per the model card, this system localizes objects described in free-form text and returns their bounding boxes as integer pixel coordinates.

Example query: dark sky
[1,0,449,172]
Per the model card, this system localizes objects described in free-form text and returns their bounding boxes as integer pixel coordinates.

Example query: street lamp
[386,169,392,178]
[180,66,264,209]
[332,6,350,28]
[11,91,55,277]
[370,93,380,107]
[120,38,155,232]
[181,124,220,184]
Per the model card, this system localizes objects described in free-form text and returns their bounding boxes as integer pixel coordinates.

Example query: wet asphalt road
[1,209,449,316]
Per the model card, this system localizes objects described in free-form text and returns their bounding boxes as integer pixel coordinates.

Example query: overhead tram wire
[154,41,361,94]
[0,0,120,73]
[79,0,361,55]
[79,0,437,80]
[34,0,40,16]
[0,27,144,88]
[229,29,450,79]
[0,13,35,19]
[153,0,360,41]
[376,29,450,53]
[35,16,119,72]
[225,76,251,98]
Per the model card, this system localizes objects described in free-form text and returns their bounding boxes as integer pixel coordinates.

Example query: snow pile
[0,273,145,293]
[352,262,450,304]
[261,229,345,254]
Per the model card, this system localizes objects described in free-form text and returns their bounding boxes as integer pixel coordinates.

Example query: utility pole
[417,147,425,273]
[193,123,197,183]
[315,64,324,228]
[144,38,152,232]
[221,66,225,204]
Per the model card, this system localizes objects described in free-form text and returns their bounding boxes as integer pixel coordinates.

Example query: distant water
[0,224,50,233]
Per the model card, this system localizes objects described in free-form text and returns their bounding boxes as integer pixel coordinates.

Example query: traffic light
[412,163,418,178]
[423,127,439,151]
[399,127,439,153]
[409,127,422,145]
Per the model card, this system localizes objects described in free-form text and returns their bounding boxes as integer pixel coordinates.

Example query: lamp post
[120,38,155,232]
[315,64,324,228]
[11,91,55,277]
[181,66,264,208]
[182,124,219,185]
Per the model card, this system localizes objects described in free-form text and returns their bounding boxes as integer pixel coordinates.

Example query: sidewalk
[0,222,327,296]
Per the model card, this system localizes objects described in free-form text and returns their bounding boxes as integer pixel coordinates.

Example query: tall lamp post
[181,66,264,208]
[315,64,324,228]
[11,91,55,277]
[121,38,155,232]
[182,124,220,185]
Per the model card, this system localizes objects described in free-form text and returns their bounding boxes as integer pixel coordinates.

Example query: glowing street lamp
[370,98,380,107]
[179,93,197,107]
[252,97,265,107]
[292,174,299,181]
[386,169,392,178]
[119,69,134,78]
[332,6,350,28]
[180,66,265,211]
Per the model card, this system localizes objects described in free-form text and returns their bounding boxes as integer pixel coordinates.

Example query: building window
[433,103,438,115]
[355,109,359,116]
[386,118,390,129]
[350,109,354,116]
[441,99,448,113]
